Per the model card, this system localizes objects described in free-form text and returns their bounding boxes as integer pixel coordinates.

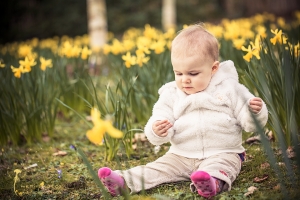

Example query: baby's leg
[115,153,193,193]
[191,152,242,197]
[190,170,224,198]
[98,167,126,196]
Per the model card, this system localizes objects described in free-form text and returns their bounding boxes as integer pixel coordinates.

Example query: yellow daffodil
[30,38,39,47]
[289,42,300,57]
[136,54,150,67]
[143,24,157,40]
[123,28,141,40]
[223,21,241,40]
[122,52,136,68]
[183,24,189,29]
[39,57,53,71]
[206,25,223,39]
[18,44,33,58]
[110,39,124,55]
[166,40,172,50]
[253,14,265,24]
[39,38,59,53]
[277,17,286,28]
[295,43,300,57]
[123,40,135,51]
[241,45,253,62]
[0,60,5,68]
[232,38,246,50]
[255,25,267,38]
[270,29,288,45]
[103,44,111,55]
[27,52,38,60]
[137,36,151,47]
[150,40,165,54]
[241,44,260,62]
[11,66,22,78]
[70,45,81,58]
[13,169,22,195]
[163,28,176,40]
[86,125,106,145]
[249,35,262,59]
[136,44,150,57]
[86,108,123,145]
[19,56,36,72]
[103,123,123,138]
[81,46,92,60]
[61,41,73,58]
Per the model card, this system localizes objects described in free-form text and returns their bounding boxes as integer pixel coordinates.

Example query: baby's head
[171,24,219,62]
[171,24,220,94]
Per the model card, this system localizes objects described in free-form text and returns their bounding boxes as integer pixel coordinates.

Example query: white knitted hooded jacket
[144,60,268,159]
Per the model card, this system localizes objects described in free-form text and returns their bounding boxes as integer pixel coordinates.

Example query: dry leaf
[267,131,274,141]
[277,162,285,167]
[134,133,147,142]
[286,146,296,159]
[260,162,270,169]
[244,186,258,196]
[245,135,261,144]
[253,174,269,183]
[132,144,137,150]
[273,183,280,190]
[53,151,67,156]
[42,135,50,142]
[275,149,282,156]
[24,163,38,169]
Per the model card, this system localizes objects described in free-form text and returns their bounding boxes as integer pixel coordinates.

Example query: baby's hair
[171,23,219,62]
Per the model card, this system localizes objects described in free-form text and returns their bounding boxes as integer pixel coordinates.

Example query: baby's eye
[189,73,199,76]
[175,73,182,76]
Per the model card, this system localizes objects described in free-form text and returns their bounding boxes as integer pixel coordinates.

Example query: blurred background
[1,0,299,44]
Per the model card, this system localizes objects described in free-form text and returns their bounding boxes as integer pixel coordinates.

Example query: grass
[0,116,299,200]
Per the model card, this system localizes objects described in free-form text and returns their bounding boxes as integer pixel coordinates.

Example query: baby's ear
[212,61,219,75]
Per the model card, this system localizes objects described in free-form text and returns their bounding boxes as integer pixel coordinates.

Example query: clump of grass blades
[245,35,300,198]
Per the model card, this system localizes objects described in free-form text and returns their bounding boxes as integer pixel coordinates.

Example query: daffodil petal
[86,125,105,145]
[105,122,123,138]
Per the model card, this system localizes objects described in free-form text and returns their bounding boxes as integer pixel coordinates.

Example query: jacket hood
[209,60,239,86]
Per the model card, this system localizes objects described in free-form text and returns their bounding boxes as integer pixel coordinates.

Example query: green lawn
[1,117,299,200]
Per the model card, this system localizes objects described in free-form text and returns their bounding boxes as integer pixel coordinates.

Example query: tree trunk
[87,0,107,50]
[162,0,176,31]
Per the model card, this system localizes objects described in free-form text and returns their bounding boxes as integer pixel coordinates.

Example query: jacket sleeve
[231,82,268,132]
[144,86,176,146]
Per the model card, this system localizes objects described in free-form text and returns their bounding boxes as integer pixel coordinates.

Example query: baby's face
[172,54,218,95]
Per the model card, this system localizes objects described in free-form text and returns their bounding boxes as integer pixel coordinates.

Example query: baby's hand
[249,97,263,114]
[152,120,173,137]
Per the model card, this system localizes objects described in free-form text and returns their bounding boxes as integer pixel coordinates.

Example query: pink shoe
[98,167,125,196]
[190,171,221,198]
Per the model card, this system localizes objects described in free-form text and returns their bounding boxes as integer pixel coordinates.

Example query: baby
[98,24,268,198]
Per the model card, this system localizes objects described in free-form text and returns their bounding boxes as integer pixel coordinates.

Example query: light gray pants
[115,152,242,193]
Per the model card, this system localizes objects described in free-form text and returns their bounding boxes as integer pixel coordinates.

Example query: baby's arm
[249,97,263,114]
[152,120,173,137]
[231,82,268,132]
